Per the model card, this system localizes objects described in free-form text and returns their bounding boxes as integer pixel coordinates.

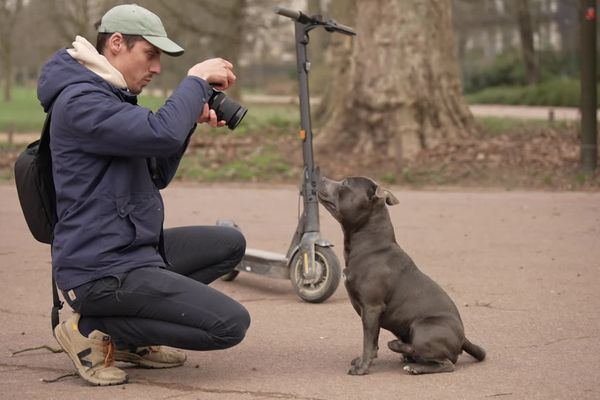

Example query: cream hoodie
[67,35,128,89]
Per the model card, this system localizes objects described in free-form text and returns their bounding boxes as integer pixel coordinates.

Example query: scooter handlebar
[274,6,357,36]
[325,22,356,36]
[274,6,302,21]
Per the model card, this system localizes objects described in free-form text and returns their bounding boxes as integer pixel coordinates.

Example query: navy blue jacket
[38,49,213,290]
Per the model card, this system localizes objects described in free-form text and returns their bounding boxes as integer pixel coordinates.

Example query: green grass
[475,116,573,136]
[176,144,293,182]
[1,86,300,134]
[0,86,576,145]
[0,87,46,132]
[0,87,182,133]
[1,86,596,189]
[466,78,596,108]
[137,90,301,132]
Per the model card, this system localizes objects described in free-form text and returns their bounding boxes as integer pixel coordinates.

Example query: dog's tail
[462,338,486,361]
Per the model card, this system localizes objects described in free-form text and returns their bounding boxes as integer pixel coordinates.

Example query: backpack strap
[39,108,52,153]
[51,271,63,331]
[42,108,63,331]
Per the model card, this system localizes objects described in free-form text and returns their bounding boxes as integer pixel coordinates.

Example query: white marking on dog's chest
[343,268,351,282]
[345,272,354,284]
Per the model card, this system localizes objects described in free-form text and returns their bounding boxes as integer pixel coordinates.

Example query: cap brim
[143,35,184,57]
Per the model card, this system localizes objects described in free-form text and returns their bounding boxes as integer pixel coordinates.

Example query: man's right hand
[188,58,236,91]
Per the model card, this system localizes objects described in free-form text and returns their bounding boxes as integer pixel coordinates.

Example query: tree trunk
[314,0,355,126]
[509,0,540,85]
[306,0,329,98]
[157,0,246,100]
[316,0,474,178]
[2,47,11,102]
[0,0,23,102]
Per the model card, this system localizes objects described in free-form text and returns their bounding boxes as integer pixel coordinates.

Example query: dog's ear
[375,185,399,206]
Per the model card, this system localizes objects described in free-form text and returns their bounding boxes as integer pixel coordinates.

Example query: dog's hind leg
[402,318,462,374]
[389,335,455,374]
[387,340,418,363]
[403,359,455,375]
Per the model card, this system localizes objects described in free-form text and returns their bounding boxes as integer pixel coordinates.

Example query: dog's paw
[403,361,455,375]
[348,357,370,375]
[348,364,369,375]
[403,364,423,375]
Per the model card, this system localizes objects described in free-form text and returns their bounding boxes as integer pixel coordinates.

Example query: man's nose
[150,60,161,75]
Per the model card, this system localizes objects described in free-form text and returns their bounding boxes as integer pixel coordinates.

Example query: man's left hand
[197,104,226,127]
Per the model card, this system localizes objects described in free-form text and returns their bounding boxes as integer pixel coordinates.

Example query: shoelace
[102,336,116,367]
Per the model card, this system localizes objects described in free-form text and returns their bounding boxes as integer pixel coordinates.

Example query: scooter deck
[237,248,290,279]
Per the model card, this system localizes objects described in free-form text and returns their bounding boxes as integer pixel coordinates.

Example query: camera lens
[208,90,248,130]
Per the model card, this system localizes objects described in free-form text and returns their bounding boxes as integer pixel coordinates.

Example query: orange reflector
[299,130,306,140]
[303,252,309,273]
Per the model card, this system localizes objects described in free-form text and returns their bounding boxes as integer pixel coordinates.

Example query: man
[37,4,250,386]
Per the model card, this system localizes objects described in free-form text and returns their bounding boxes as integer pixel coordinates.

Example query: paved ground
[468,104,586,120]
[1,183,599,400]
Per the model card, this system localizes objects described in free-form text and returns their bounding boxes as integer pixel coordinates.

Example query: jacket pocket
[116,193,162,249]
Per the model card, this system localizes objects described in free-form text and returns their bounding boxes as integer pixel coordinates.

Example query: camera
[208,90,248,130]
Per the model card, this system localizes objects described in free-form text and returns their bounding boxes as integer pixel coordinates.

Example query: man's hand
[189,58,234,127]
[188,58,236,90]
[197,104,226,127]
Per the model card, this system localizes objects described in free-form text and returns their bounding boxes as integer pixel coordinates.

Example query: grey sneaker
[54,313,127,386]
[115,346,186,369]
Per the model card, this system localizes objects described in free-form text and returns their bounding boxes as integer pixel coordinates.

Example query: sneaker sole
[115,351,184,369]
[54,323,128,386]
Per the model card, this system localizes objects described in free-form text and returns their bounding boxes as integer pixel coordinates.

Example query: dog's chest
[343,262,389,298]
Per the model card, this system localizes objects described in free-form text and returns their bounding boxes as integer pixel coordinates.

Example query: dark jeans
[62,225,250,351]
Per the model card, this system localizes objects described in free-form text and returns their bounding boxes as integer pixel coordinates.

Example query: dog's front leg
[348,305,383,375]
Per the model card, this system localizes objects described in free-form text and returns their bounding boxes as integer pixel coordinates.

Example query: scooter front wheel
[290,246,341,303]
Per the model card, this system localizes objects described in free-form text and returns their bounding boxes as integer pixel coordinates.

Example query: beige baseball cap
[98,4,184,56]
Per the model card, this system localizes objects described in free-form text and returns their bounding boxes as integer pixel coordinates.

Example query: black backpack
[14,111,57,244]
[13,110,63,330]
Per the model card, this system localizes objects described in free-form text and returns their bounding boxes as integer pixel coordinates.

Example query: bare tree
[38,0,121,45]
[314,0,355,122]
[51,0,95,42]
[156,0,247,99]
[507,0,539,85]
[0,0,23,102]
[305,0,330,95]
[316,0,474,177]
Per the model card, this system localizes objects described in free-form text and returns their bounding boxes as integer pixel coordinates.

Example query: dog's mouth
[317,192,337,212]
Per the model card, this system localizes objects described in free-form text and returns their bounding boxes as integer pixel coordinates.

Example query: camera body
[208,90,247,130]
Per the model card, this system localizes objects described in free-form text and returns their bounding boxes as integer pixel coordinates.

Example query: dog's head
[317,176,399,228]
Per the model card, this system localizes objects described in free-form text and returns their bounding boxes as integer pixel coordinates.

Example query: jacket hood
[38,36,129,112]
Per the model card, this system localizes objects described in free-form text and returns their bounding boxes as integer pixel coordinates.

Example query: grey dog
[317,176,486,375]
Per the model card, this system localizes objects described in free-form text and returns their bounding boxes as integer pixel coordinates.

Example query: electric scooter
[219,6,357,303]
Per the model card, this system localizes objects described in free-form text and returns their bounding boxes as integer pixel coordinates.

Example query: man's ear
[375,185,399,206]
[107,32,125,55]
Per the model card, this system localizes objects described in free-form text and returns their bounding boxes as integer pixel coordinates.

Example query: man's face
[110,36,162,94]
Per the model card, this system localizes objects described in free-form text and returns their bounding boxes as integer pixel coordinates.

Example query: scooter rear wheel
[290,246,341,303]
[220,270,240,281]
[216,219,242,282]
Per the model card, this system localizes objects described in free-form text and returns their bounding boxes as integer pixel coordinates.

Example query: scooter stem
[295,20,320,234]
[277,7,356,283]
